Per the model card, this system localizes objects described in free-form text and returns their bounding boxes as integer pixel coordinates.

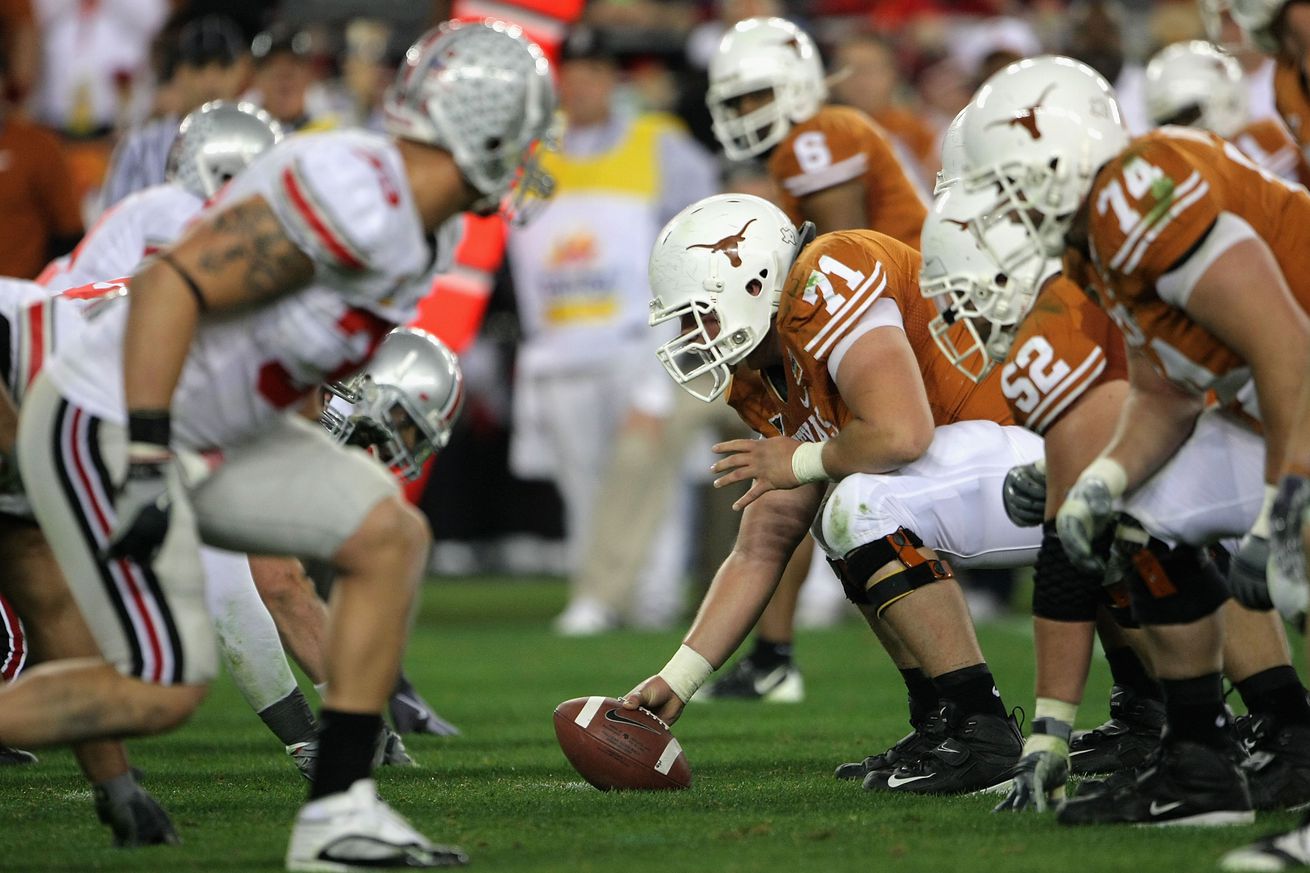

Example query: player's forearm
[1101,376,1202,492]
[122,260,201,415]
[1280,372,1310,477]
[822,415,931,479]
[1251,346,1310,482]
[682,487,817,667]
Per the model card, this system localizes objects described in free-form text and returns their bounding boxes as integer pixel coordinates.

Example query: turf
[1,577,1297,872]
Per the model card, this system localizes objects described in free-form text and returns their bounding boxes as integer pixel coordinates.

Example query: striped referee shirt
[98,114,179,214]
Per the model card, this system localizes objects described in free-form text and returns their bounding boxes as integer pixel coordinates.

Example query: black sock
[1104,646,1162,700]
[899,667,940,721]
[1160,673,1229,749]
[258,688,318,746]
[933,664,1006,719]
[748,637,793,670]
[1236,666,1310,726]
[309,709,382,800]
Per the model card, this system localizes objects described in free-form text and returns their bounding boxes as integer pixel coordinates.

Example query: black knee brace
[1033,521,1101,622]
[1113,517,1229,626]
[826,527,954,616]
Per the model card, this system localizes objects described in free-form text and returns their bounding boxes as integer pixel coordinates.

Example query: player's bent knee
[335,496,430,580]
[827,527,954,616]
[1032,521,1101,622]
[130,681,209,735]
[1114,519,1228,626]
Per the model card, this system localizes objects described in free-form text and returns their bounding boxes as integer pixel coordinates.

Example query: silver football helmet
[321,328,464,481]
[648,193,811,402]
[707,17,827,160]
[383,18,558,224]
[166,101,283,199]
[1144,41,1247,138]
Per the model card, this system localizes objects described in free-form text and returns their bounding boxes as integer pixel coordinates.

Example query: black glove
[1228,533,1273,611]
[103,412,173,564]
[1002,460,1047,527]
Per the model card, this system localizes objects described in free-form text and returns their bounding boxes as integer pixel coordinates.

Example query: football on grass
[553,696,691,790]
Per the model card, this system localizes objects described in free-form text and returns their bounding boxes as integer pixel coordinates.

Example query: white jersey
[0,276,125,517]
[40,185,203,290]
[45,130,437,451]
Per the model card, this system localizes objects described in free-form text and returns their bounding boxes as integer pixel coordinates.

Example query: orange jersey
[768,105,928,249]
[728,230,1011,441]
[1000,277,1127,436]
[1273,57,1310,155]
[1072,126,1310,408]
[1232,116,1310,188]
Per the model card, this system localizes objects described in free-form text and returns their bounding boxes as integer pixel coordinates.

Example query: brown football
[553,696,692,791]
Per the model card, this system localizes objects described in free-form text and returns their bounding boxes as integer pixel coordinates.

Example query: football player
[960,55,1310,832]
[0,19,555,871]
[698,14,930,705]
[926,173,1310,817]
[1230,0,1310,156]
[620,192,1046,796]
[1143,40,1310,186]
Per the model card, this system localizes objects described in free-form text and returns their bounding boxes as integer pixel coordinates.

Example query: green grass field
[2,578,1298,872]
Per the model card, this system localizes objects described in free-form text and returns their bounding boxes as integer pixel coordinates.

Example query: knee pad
[826,527,953,616]
[1114,517,1229,626]
[1032,521,1101,622]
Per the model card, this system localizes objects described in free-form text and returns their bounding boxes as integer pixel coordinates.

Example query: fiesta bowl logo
[549,232,599,268]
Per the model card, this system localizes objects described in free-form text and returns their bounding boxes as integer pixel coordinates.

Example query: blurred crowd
[0,0,1244,628]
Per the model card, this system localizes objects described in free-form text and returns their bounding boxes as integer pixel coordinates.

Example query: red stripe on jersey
[281,167,365,271]
[25,301,44,388]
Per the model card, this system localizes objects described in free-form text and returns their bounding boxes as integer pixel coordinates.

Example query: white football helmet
[920,185,1056,381]
[1230,0,1287,53]
[321,328,463,481]
[383,19,557,223]
[1144,41,1247,138]
[707,17,827,160]
[934,106,970,195]
[166,101,282,199]
[649,194,812,402]
[963,55,1128,260]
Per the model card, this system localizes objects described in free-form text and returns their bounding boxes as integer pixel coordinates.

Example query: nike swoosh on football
[604,709,662,734]
[1149,800,1184,816]
[885,773,934,789]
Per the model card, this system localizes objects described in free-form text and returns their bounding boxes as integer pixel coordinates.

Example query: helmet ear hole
[746,278,763,297]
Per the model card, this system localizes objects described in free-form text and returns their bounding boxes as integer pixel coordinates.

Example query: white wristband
[1082,457,1128,499]
[791,440,831,484]
[1252,483,1278,539]
[658,644,714,703]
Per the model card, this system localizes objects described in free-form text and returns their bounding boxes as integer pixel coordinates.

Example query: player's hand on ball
[993,749,1068,813]
[1002,459,1047,527]
[622,675,685,726]
[711,437,801,511]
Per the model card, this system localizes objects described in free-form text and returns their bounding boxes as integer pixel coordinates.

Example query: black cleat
[1069,685,1164,775]
[94,784,180,847]
[696,656,804,703]
[389,688,460,737]
[0,745,37,766]
[1058,739,1253,827]
[863,704,1022,795]
[835,703,943,781]
[1238,717,1310,811]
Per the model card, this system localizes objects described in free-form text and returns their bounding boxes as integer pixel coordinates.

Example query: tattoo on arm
[189,196,315,304]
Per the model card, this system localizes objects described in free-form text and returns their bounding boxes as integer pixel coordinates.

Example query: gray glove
[1056,474,1119,574]
[1270,474,1310,621]
[993,749,1068,813]
[1228,533,1273,611]
[1003,460,1047,527]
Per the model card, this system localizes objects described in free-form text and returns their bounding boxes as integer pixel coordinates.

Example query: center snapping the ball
[553,696,691,790]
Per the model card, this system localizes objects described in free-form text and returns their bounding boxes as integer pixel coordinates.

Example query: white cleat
[286,779,467,871]
[1221,821,1310,871]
